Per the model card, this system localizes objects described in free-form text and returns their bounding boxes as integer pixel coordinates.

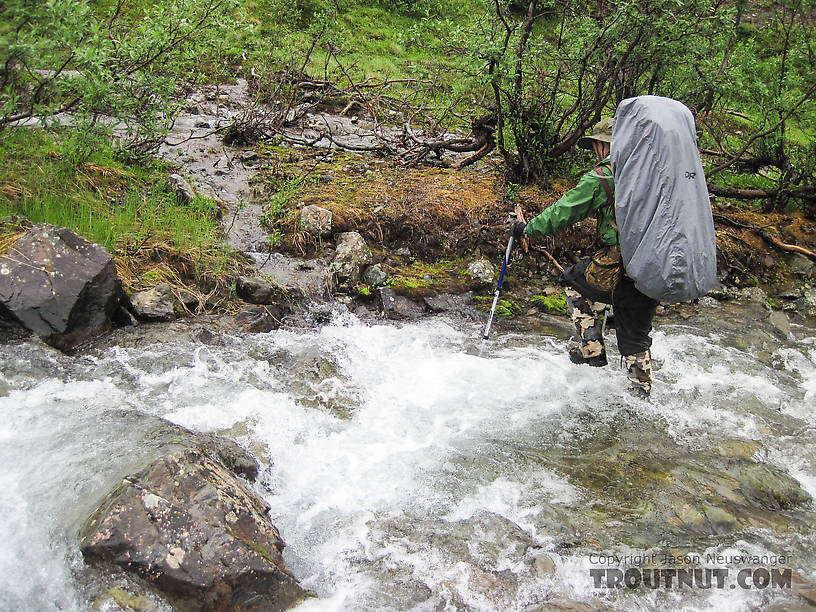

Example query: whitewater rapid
[1,307,814,611]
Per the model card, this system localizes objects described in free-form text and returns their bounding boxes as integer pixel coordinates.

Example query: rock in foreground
[0,224,123,350]
[81,449,307,611]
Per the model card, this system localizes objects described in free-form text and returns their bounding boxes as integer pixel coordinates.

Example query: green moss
[530,293,567,315]
[472,295,522,318]
[495,298,522,318]
[390,258,471,297]
[92,587,153,611]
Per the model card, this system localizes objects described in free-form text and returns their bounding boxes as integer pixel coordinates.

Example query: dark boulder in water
[80,448,307,611]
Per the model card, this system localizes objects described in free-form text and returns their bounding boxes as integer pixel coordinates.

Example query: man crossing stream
[507,98,717,399]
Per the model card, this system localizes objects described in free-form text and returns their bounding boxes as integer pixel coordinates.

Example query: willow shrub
[0,0,238,152]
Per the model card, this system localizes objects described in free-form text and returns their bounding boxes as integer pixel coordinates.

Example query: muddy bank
[154,80,816,328]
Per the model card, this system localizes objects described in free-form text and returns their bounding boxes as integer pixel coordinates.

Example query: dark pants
[561,258,658,356]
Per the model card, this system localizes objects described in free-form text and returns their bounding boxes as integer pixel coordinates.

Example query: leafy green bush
[361,0,458,17]
[1,0,238,151]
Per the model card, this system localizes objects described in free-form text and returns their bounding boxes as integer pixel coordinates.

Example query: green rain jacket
[525,159,618,246]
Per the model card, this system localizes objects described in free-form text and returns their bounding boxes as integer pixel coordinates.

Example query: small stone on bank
[698,296,721,309]
[378,287,422,320]
[768,310,791,337]
[467,259,495,288]
[300,205,333,238]
[236,276,277,304]
[333,232,372,284]
[362,264,388,287]
[788,253,814,278]
[738,286,768,304]
[793,289,816,318]
[130,283,175,322]
[167,174,196,205]
[234,305,282,334]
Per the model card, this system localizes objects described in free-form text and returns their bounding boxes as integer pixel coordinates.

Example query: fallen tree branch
[759,230,816,259]
[708,183,816,202]
[451,142,494,169]
[707,80,816,177]
[712,213,816,259]
[532,245,565,273]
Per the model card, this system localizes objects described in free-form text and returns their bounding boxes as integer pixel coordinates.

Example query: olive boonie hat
[577,117,614,150]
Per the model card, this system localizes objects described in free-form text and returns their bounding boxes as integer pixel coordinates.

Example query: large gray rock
[254,253,334,300]
[130,283,175,322]
[300,205,332,238]
[81,449,307,611]
[332,232,372,284]
[0,224,123,350]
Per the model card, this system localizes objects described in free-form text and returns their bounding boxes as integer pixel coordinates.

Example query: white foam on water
[0,378,127,611]
[2,311,815,611]
[445,472,578,540]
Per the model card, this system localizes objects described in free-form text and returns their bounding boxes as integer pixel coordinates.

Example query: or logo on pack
[685,171,696,179]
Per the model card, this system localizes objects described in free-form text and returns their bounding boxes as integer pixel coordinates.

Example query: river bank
[3,79,815,335]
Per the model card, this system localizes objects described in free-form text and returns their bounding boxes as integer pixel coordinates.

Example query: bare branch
[708,80,816,177]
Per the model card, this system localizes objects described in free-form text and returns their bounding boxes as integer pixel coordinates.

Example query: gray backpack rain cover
[610,96,717,303]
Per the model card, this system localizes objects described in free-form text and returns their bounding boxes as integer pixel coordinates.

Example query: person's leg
[564,287,609,366]
[622,352,653,398]
[612,279,659,397]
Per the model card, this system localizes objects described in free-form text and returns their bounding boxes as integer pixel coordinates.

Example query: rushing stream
[1,301,815,611]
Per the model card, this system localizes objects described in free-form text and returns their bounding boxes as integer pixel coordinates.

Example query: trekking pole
[483,213,517,340]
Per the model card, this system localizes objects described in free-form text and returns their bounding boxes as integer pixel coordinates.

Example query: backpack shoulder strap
[594,164,615,211]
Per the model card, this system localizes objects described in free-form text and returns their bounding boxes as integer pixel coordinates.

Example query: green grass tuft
[0,128,238,292]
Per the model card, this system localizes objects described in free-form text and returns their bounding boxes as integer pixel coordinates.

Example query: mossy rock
[530,293,568,315]
[496,298,523,318]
